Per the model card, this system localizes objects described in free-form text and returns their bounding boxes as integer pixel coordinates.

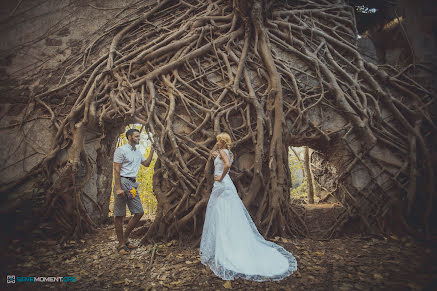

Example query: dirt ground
[2,219,436,291]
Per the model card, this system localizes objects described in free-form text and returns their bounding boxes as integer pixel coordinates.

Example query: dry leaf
[223,281,232,289]
[167,240,177,247]
[113,280,124,285]
[65,257,77,263]
[308,275,316,280]
[373,273,383,280]
[408,282,421,290]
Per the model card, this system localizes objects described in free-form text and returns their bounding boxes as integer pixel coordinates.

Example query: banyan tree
[0,0,435,244]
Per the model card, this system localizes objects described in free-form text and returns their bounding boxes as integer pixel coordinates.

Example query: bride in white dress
[200,133,297,281]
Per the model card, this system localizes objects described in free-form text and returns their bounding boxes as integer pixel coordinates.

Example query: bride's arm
[215,150,231,182]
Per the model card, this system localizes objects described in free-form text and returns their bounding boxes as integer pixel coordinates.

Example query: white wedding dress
[200,149,298,281]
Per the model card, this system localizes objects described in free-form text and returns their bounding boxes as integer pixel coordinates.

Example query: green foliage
[109,125,157,217]
[288,148,304,189]
[136,146,158,215]
[290,179,309,199]
[288,147,316,201]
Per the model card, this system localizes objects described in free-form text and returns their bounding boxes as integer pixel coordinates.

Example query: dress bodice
[214,149,233,176]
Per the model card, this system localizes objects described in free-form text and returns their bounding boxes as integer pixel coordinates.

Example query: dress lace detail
[200,149,298,281]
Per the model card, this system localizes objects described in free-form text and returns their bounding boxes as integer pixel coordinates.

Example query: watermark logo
[7,275,15,284]
[6,275,76,283]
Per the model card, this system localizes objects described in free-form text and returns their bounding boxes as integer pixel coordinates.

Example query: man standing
[113,128,154,254]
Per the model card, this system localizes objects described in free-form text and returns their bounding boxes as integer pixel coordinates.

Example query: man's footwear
[117,245,130,255]
[125,241,138,249]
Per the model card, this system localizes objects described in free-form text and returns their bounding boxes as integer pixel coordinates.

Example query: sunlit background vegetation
[288,147,317,203]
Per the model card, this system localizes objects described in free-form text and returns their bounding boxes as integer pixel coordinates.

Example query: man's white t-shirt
[113,144,146,177]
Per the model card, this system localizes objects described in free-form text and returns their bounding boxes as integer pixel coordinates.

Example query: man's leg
[113,189,128,252]
[114,216,125,247]
[125,193,145,247]
[124,212,144,242]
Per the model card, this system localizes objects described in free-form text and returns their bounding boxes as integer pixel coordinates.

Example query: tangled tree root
[3,0,435,241]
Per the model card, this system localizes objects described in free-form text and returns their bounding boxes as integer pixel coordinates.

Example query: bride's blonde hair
[216,133,232,150]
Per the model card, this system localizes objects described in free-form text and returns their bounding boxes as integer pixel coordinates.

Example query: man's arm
[113,162,124,195]
[141,147,155,167]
